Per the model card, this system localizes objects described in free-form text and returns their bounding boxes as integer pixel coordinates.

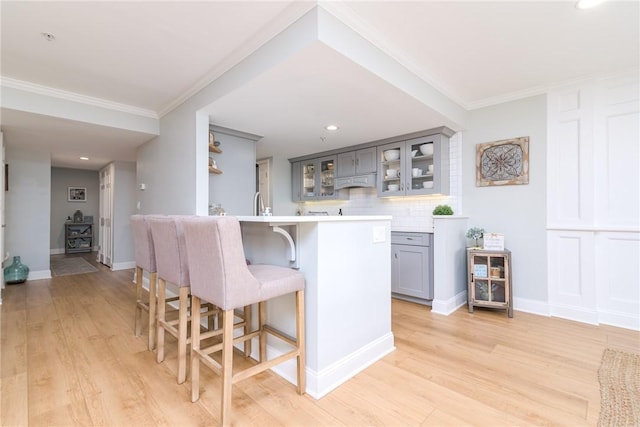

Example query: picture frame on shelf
[68,187,87,202]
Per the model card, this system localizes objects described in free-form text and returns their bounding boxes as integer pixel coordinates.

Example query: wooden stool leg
[259,301,267,363]
[156,278,167,363]
[191,296,202,403]
[134,267,143,336]
[177,286,189,384]
[148,272,158,351]
[221,309,235,427]
[243,305,251,358]
[296,290,306,395]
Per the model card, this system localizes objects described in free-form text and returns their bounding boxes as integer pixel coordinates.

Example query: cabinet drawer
[391,232,431,246]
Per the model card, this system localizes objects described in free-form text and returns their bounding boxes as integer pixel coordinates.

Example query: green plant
[466,227,485,247]
[432,205,454,215]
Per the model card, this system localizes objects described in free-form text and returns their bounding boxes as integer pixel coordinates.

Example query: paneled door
[98,164,113,267]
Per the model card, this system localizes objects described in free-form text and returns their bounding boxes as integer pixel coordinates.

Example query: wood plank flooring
[1,252,639,426]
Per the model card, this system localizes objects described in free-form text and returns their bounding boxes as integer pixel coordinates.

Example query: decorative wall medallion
[476,137,529,186]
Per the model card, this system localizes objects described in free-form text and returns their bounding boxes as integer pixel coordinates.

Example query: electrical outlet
[372,226,386,243]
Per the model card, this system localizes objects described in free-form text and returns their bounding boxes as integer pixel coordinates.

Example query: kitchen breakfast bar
[236,215,395,399]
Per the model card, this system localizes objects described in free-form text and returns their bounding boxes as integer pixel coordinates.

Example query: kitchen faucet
[253,191,265,216]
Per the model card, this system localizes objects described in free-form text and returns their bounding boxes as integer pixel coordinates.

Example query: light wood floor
[2,253,639,426]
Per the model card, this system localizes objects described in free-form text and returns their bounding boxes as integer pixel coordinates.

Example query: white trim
[27,270,52,281]
[598,309,640,331]
[50,248,65,255]
[263,332,395,399]
[431,290,467,316]
[547,224,640,233]
[0,77,158,119]
[513,297,550,317]
[111,261,136,271]
[549,303,600,325]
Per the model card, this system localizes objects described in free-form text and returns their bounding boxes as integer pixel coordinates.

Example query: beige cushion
[180,216,304,310]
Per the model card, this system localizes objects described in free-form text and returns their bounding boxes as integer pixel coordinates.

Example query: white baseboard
[27,269,52,281]
[111,261,136,271]
[431,290,467,315]
[513,297,550,317]
[549,303,599,325]
[50,248,65,255]
[259,332,395,399]
[598,309,640,331]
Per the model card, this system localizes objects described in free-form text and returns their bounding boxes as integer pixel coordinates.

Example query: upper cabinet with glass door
[294,156,346,201]
[377,135,449,197]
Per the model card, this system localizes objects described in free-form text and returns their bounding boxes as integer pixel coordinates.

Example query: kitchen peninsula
[236,215,394,399]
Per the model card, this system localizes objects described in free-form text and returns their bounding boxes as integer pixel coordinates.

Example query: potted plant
[466,227,485,248]
[432,205,454,215]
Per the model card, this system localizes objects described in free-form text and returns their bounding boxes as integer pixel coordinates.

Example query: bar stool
[180,216,306,427]
[130,214,158,351]
[147,216,193,384]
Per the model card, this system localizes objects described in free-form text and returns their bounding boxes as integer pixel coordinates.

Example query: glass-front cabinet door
[406,137,435,195]
[469,253,508,304]
[318,156,336,198]
[300,156,337,200]
[378,142,404,196]
[301,160,317,200]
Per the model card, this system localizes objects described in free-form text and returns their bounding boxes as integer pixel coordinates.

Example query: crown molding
[466,66,640,110]
[157,1,317,118]
[0,76,158,119]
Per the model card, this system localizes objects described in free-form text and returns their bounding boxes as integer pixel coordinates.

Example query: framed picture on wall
[68,187,87,202]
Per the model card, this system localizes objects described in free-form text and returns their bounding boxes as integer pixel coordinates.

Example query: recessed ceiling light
[575,0,607,9]
[80,157,89,161]
[325,124,339,131]
[41,32,56,42]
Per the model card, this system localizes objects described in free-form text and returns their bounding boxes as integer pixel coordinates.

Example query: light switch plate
[372,226,386,243]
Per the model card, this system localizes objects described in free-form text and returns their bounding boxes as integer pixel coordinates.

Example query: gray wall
[50,167,100,252]
[462,95,548,303]
[112,161,137,266]
[208,131,256,215]
[5,147,51,276]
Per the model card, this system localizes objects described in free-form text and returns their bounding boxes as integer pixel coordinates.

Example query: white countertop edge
[236,215,392,223]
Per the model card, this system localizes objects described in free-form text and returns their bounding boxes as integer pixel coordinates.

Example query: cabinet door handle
[394,252,398,259]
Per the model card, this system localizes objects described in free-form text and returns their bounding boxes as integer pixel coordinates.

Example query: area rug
[598,348,640,427]
[51,257,98,277]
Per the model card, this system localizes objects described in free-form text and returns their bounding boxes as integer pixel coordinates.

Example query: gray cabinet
[65,223,93,254]
[292,161,302,201]
[336,147,377,177]
[391,232,433,303]
[292,156,347,201]
[378,134,449,197]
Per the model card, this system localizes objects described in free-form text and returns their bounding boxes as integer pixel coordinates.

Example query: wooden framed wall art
[476,136,529,186]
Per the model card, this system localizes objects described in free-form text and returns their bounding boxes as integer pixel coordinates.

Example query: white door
[257,158,272,210]
[98,164,113,267]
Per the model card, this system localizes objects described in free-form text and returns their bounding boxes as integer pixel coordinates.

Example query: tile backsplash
[299,134,462,232]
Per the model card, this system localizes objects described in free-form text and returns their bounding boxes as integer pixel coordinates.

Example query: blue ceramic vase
[4,255,29,284]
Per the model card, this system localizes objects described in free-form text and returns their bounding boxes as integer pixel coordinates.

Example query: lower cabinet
[65,222,93,254]
[391,232,433,304]
[467,248,513,317]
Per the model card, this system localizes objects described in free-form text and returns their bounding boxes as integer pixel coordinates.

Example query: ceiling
[1,1,638,170]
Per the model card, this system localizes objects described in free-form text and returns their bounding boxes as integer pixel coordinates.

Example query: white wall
[50,167,100,252]
[547,73,639,330]
[461,95,548,309]
[5,147,51,279]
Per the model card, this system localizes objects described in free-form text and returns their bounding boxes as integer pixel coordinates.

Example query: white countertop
[236,215,392,223]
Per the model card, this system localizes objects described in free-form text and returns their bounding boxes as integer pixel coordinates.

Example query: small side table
[467,248,513,318]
